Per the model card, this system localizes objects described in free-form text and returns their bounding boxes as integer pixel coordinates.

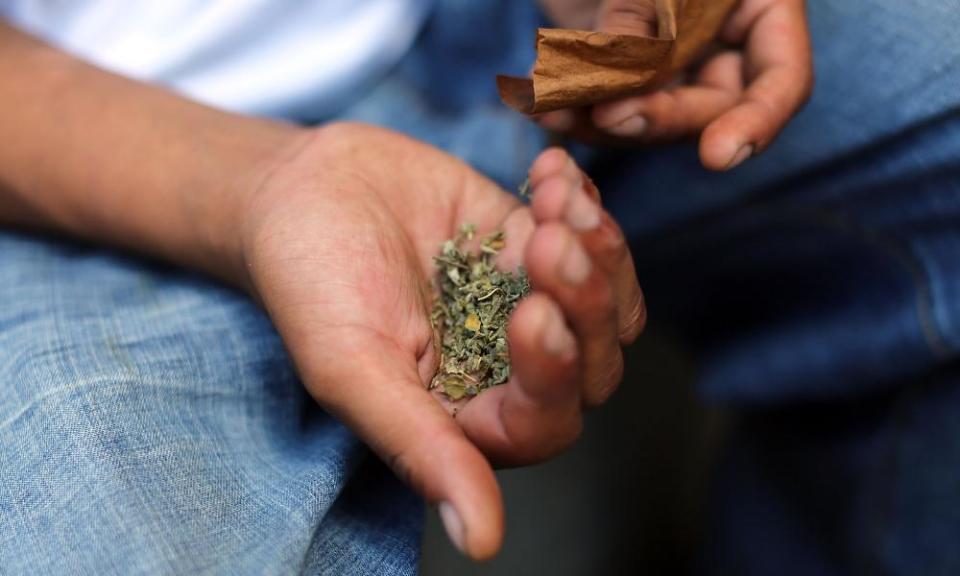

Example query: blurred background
[420,328,726,574]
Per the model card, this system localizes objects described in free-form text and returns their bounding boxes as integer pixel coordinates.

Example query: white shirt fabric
[1,1,432,119]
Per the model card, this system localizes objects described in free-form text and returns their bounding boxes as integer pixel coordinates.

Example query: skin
[538,0,814,170]
[0,21,643,561]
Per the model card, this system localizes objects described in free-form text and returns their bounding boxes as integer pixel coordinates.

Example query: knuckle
[585,350,625,407]
[619,291,647,345]
[386,430,456,500]
[601,1,659,35]
[646,91,681,134]
[594,215,630,264]
[582,280,618,321]
[508,411,583,464]
[388,450,421,493]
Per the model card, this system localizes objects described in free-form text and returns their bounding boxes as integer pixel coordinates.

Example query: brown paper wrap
[497,0,740,114]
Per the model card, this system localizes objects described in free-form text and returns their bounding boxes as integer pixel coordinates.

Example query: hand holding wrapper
[498,0,740,114]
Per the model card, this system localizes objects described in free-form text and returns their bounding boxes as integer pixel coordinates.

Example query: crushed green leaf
[518,177,531,201]
[430,223,530,401]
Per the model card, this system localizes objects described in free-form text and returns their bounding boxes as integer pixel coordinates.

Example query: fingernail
[539,111,574,132]
[725,144,754,171]
[542,306,576,357]
[561,238,591,285]
[567,190,601,231]
[439,502,466,555]
[606,115,648,138]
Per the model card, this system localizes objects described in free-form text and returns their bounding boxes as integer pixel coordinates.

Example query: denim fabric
[602,0,960,236]
[0,236,423,575]
[704,365,960,576]
[590,1,960,574]
[599,0,960,405]
[334,0,548,189]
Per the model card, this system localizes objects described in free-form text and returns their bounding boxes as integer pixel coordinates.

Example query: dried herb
[430,224,530,401]
[518,177,531,201]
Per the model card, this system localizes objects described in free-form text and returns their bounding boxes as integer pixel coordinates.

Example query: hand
[237,123,645,560]
[538,0,814,171]
[0,24,642,559]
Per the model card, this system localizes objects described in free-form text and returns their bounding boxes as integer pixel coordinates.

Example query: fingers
[583,211,646,344]
[456,149,645,463]
[300,335,503,561]
[539,0,812,171]
[700,0,814,170]
[528,148,601,231]
[535,110,577,133]
[524,220,622,407]
[528,148,646,345]
[591,51,745,141]
[456,294,582,466]
[595,0,660,37]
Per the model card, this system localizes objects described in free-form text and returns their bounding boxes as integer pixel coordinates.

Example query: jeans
[0,242,422,575]
[2,1,958,575]
[594,1,960,574]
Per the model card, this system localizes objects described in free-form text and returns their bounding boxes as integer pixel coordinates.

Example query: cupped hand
[236,123,645,560]
[538,0,814,170]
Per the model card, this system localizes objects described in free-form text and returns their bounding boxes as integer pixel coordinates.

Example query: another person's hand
[538,0,814,171]
[238,123,645,560]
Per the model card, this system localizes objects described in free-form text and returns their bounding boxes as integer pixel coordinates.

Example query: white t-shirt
[1,1,432,119]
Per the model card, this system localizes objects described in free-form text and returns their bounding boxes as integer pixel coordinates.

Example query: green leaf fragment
[443,379,467,400]
[518,177,531,201]
[430,224,531,401]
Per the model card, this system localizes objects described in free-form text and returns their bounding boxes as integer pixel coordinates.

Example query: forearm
[0,22,307,284]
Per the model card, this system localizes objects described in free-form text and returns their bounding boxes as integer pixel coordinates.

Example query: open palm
[240,123,644,559]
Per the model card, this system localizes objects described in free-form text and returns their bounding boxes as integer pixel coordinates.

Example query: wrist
[0,22,319,290]
[198,120,313,291]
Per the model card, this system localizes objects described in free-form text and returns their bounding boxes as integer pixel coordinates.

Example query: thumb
[595,0,661,37]
[309,335,503,560]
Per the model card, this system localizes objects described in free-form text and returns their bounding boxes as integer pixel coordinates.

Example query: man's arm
[0,21,304,284]
[0,21,646,560]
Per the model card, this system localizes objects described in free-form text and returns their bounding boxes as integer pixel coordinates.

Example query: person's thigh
[705,363,960,576]
[0,232,420,575]
[587,3,960,573]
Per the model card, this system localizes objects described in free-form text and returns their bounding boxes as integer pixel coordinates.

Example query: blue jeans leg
[0,233,421,575]
[334,0,548,191]
[704,363,960,576]
[591,1,960,573]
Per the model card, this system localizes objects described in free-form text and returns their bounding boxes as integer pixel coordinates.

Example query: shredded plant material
[518,177,531,201]
[430,223,530,401]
